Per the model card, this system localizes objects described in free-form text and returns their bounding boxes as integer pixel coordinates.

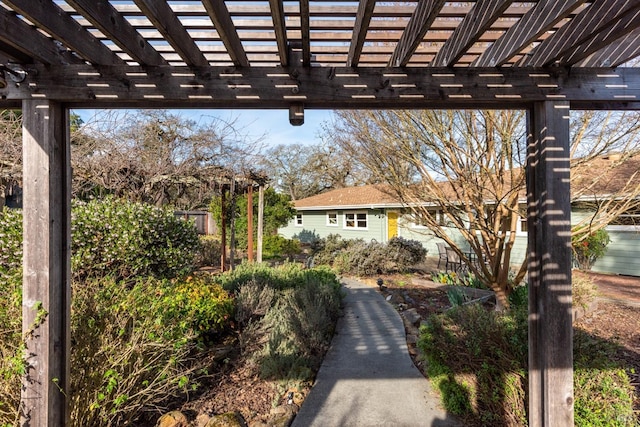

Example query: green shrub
[262,235,301,259]
[0,207,22,276]
[195,235,221,267]
[312,234,427,276]
[419,304,636,426]
[419,305,528,426]
[572,227,610,271]
[256,276,342,382]
[72,197,200,280]
[216,262,338,293]
[387,236,427,267]
[0,270,21,424]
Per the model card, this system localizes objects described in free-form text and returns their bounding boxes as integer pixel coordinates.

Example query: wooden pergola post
[526,100,574,427]
[247,184,253,262]
[21,100,71,426]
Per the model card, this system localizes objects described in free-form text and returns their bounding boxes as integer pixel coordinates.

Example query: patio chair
[436,242,448,269]
[445,247,464,273]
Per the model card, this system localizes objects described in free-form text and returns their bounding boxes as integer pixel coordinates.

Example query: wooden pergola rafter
[1,1,640,427]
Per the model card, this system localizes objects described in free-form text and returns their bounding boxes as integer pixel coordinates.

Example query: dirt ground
[179,267,640,425]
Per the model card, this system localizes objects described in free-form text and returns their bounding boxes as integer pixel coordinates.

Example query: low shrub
[216,261,338,293]
[195,235,222,267]
[69,275,233,426]
[0,270,21,424]
[571,227,610,271]
[419,303,636,426]
[262,235,301,259]
[0,207,22,276]
[256,276,343,382]
[312,234,427,276]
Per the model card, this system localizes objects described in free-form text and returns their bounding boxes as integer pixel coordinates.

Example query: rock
[403,308,421,326]
[196,414,212,427]
[156,411,188,427]
[406,333,418,345]
[385,295,392,301]
[263,404,298,427]
[206,412,246,427]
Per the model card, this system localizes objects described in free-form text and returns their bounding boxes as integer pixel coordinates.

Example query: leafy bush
[195,235,221,267]
[387,236,427,266]
[572,228,610,271]
[262,235,301,259]
[216,261,338,293]
[419,305,528,426]
[72,197,200,280]
[312,234,427,276]
[68,275,233,426]
[0,207,22,276]
[256,276,342,382]
[419,303,636,426]
[0,270,21,424]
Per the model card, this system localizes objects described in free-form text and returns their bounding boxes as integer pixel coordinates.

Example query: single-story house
[279,155,639,277]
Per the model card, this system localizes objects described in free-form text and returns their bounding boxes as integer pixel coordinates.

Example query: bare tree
[261,141,376,200]
[72,110,263,209]
[330,109,640,309]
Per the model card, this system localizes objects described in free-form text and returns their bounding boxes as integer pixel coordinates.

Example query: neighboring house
[279,155,639,277]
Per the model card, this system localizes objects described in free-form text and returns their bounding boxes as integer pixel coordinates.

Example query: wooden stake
[247,184,254,262]
[257,185,264,263]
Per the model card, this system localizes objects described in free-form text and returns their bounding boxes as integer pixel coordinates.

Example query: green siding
[279,209,386,243]
[592,228,640,277]
[279,208,639,277]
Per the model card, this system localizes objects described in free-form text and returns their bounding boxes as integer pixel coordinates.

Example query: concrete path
[292,278,461,427]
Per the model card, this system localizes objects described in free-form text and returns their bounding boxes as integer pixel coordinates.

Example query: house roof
[294,153,640,209]
[294,185,401,210]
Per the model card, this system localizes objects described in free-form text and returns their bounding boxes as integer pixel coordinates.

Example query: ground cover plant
[0,202,343,426]
[417,275,636,426]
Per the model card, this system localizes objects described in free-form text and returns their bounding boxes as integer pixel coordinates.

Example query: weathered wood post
[21,100,71,426]
[247,183,254,262]
[257,184,264,263]
[526,101,574,426]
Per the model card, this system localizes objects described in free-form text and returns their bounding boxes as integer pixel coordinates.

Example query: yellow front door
[388,211,398,239]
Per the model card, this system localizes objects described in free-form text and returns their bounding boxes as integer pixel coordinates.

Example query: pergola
[1,1,639,426]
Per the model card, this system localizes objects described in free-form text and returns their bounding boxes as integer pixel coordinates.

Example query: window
[327,211,338,226]
[519,208,528,233]
[295,213,303,226]
[344,212,368,229]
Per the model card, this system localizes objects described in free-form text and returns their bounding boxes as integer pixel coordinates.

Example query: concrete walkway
[292,278,461,427]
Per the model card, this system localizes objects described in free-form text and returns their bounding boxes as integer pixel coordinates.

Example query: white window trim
[343,211,368,230]
[295,213,303,227]
[327,211,338,227]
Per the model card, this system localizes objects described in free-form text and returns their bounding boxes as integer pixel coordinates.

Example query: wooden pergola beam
[473,0,587,67]
[269,0,289,66]
[65,0,166,66]
[524,0,637,67]
[201,0,249,67]
[0,8,82,66]
[6,65,640,108]
[2,0,124,66]
[526,100,574,427]
[21,99,72,426]
[133,0,209,67]
[557,6,640,66]
[388,0,447,67]
[346,0,376,68]
[578,27,640,67]
[299,0,311,66]
[431,0,513,67]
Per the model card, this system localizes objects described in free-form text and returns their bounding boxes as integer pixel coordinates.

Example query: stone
[403,308,421,326]
[406,334,418,345]
[196,414,212,427]
[156,411,188,427]
[206,412,246,427]
[264,404,298,427]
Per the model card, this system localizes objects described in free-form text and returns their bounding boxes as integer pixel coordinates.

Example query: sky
[73,108,334,148]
